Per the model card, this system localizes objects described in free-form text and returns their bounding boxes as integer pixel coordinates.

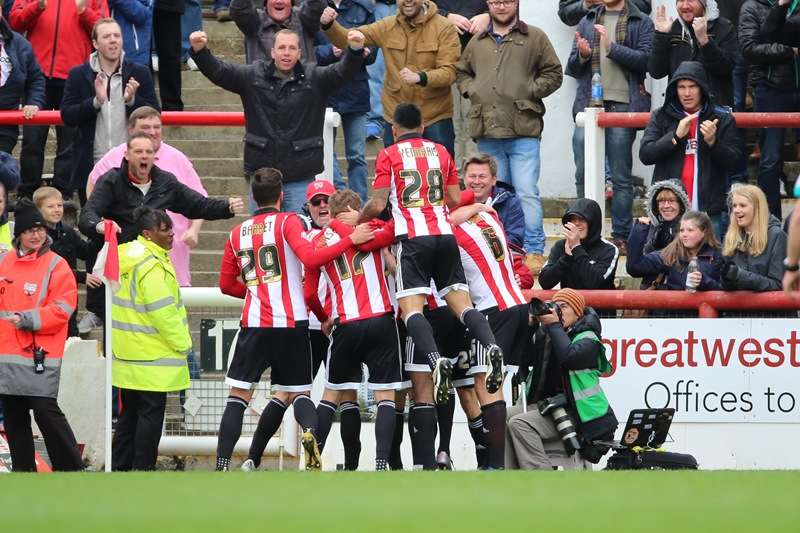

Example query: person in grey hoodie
[626,179,691,288]
[720,183,787,291]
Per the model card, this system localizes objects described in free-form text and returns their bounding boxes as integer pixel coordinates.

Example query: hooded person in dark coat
[648,0,738,108]
[758,0,800,49]
[539,198,619,290]
[639,61,742,224]
[627,179,691,288]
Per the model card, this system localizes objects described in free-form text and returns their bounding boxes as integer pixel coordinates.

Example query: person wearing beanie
[0,197,84,472]
[648,0,737,108]
[539,198,619,289]
[505,288,617,470]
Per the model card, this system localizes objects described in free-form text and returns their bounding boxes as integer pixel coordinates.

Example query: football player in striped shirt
[305,189,404,471]
[358,103,503,470]
[215,169,374,471]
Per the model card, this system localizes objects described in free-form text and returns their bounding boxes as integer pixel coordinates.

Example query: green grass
[1,471,798,532]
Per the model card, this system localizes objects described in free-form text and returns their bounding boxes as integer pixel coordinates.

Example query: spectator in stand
[152,0,184,110]
[717,0,747,113]
[539,198,619,290]
[33,186,99,337]
[740,0,800,218]
[648,1,737,108]
[61,17,159,205]
[462,154,525,252]
[639,61,742,237]
[314,1,377,203]
[627,210,722,291]
[9,0,109,199]
[720,184,787,291]
[231,0,325,64]
[190,28,365,213]
[558,0,651,26]
[323,0,461,155]
[0,198,83,472]
[566,0,653,255]
[181,0,202,69]
[108,0,153,66]
[761,0,800,47]
[88,106,205,288]
[457,0,562,274]
[435,0,489,167]
[626,179,690,288]
[364,0,395,140]
[0,12,45,155]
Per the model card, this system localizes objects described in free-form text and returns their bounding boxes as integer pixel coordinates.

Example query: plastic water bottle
[685,257,699,293]
[590,72,603,107]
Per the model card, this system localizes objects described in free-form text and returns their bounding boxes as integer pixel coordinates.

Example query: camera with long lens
[529,298,562,321]
[538,393,581,455]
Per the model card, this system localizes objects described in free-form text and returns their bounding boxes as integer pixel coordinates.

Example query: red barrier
[596,112,800,129]
[521,289,800,318]
[0,110,245,126]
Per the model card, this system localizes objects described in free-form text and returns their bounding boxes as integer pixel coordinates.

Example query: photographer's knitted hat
[552,288,585,317]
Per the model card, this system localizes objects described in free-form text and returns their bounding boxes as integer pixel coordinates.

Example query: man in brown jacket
[322,0,460,155]
[456,0,562,273]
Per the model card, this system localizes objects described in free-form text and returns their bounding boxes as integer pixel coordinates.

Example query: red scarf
[680,115,699,209]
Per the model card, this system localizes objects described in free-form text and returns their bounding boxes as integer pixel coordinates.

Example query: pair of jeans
[383,118,456,158]
[753,84,800,218]
[214,0,230,12]
[477,137,545,255]
[332,112,369,202]
[572,102,636,240]
[365,2,397,133]
[20,77,74,198]
[181,0,203,61]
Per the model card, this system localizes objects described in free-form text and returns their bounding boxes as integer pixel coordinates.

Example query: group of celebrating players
[214,104,532,472]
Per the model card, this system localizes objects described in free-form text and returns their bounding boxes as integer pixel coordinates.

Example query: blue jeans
[732,58,748,113]
[383,118,456,158]
[214,0,230,12]
[572,102,636,240]
[366,2,397,132]
[332,112,369,202]
[477,137,545,255]
[754,84,800,218]
[181,0,203,62]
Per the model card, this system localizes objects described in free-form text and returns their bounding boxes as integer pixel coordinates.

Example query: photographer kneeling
[506,289,617,470]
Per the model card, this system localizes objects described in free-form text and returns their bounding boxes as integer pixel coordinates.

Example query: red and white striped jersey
[426,281,447,311]
[219,210,358,328]
[373,135,459,240]
[455,211,525,312]
[303,229,334,330]
[310,226,394,324]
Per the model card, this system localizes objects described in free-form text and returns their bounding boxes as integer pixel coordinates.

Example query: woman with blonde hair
[720,185,787,291]
[627,210,722,291]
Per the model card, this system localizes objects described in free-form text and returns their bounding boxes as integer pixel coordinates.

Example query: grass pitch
[1,470,798,532]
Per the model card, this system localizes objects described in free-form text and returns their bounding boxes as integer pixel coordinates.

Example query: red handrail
[0,110,245,126]
[521,289,800,318]
[596,112,800,129]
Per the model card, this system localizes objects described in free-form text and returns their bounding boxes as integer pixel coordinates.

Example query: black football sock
[292,395,319,436]
[468,415,489,469]
[375,400,396,470]
[315,400,337,452]
[248,398,287,467]
[405,312,441,370]
[216,396,248,469]
[436,392,455,454]
[411,403,437,470]
[339,401,362,470]
[481,401,507,470]
[389,409,405,470]
[460,308,497,350]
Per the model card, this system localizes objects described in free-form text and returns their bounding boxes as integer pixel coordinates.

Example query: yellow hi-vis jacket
[0,221,13,254]
[112,236,190,392]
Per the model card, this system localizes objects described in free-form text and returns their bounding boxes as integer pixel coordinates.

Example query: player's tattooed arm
[358,187,390,223]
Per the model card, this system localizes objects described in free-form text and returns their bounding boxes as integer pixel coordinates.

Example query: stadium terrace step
[169,140,243,159]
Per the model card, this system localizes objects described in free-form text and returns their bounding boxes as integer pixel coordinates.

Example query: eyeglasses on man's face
[487,0,517,7]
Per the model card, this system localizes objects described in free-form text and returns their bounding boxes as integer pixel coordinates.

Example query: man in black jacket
[558,0,651,25]
[79,133,244,244]
[61,18,159,205]
[639,61,742,234]
[648,0,737,108]
[539,198,619,290]
[506,289,617,470]
[740,0,800,219]
[189,28,365,213]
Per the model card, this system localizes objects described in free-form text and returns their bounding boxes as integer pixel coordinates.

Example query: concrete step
[202,214,249,232]
[201,176,249,196]
[190,157,243,177]
[164,125,243,140]
[184,103,244,112]
[182,87,242,106]
[169,139,243,159]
